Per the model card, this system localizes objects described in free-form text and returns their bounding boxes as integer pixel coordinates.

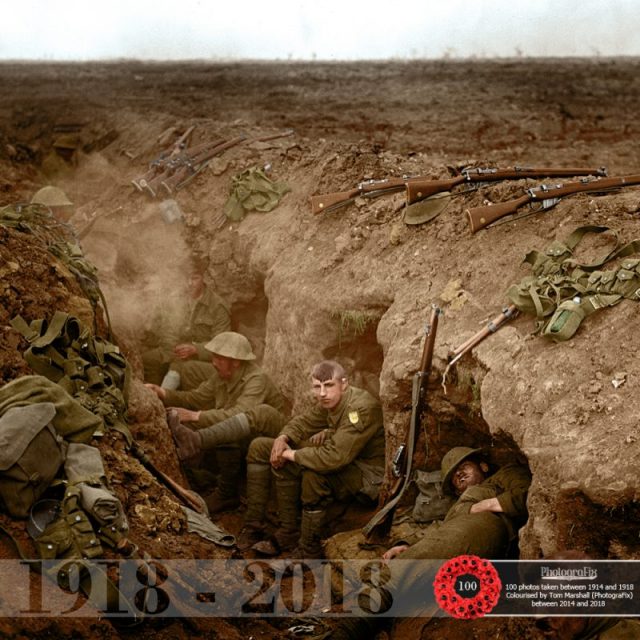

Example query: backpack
[0,403,64,517]
[412,469,454,523]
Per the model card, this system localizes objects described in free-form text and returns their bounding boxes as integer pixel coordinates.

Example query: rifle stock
[130,443,204,513]
[467,194,532,232]
[448,304,518,366]
[310,178,408,214]
[467,173,640,232]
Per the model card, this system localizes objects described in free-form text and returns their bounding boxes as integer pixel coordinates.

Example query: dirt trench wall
[71,130,640,561]
[4,61,640,565]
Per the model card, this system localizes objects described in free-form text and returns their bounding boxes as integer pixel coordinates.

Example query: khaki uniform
[335,460,532,637]
[401,463,531,558]
[165,361,283,501]
[247,386,385,509]
[163,361,284,428]
[142,285,231,388]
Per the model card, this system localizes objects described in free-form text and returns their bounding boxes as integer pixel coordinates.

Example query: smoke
[79,201,192,341]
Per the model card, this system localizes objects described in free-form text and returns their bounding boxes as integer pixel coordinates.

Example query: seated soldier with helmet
[145,331,284,514]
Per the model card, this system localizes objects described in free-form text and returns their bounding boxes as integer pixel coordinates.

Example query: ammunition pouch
[542,299,586,342]
[10,311,131,441]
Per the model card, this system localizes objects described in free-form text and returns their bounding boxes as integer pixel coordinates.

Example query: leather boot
[236,520,265,551]
[297,508,326,559]
[273,478,301,552]
[199,413,250,450]
[205,446,242,514]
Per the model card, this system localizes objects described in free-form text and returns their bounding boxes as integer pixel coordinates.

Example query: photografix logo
[541,566,598,581]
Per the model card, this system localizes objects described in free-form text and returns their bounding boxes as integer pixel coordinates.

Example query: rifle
[362,305,441,539]
[140,137,227,196]
[406,165,607,205]
[447,305,518,367]
[310,177,411,214]
[467,173,640,233]
[132,126,195,192]
[310,166,607,215]
[130,442,205,514]
[160,134,248,195]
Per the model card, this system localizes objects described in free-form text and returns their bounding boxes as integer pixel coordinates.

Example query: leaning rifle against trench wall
[362,305,441,540]
[447,304,519,368]
[466,172,640,233]
[441,304,519,387]
[160,129,294,195]
[309,165,607,216]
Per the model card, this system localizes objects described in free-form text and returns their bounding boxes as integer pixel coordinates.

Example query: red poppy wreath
[433,555,502,619]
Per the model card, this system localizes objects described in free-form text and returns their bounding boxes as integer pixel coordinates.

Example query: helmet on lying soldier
[441,446,484,495]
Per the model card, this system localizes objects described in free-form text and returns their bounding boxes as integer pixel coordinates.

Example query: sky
[1,0,639,61]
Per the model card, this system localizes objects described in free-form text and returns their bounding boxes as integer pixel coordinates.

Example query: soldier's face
[451,460,488,493]
[212,354,239,379]
[188,273,205,298]
[311,376,348,410]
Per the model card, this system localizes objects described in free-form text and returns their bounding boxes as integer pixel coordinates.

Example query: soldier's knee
[246,436,275,464]
[300,470,330,505]
[246,405,286,435]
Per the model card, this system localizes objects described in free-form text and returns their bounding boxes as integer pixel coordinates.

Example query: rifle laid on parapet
[310,177,413,214]
[131,126,195,192]
[467,173,640,233]
[310,166,607,215]
[362,305,441,540]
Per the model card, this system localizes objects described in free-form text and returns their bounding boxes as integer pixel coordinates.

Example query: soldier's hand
[469,497,502,514]
[382,544,409,562]
[174,343,198,360]
[309,429,332,446]
[144,383,166,401]
[270,435,290,468]
[172,407,201,423]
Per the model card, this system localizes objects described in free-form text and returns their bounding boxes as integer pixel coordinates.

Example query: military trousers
[246,437,364,509]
